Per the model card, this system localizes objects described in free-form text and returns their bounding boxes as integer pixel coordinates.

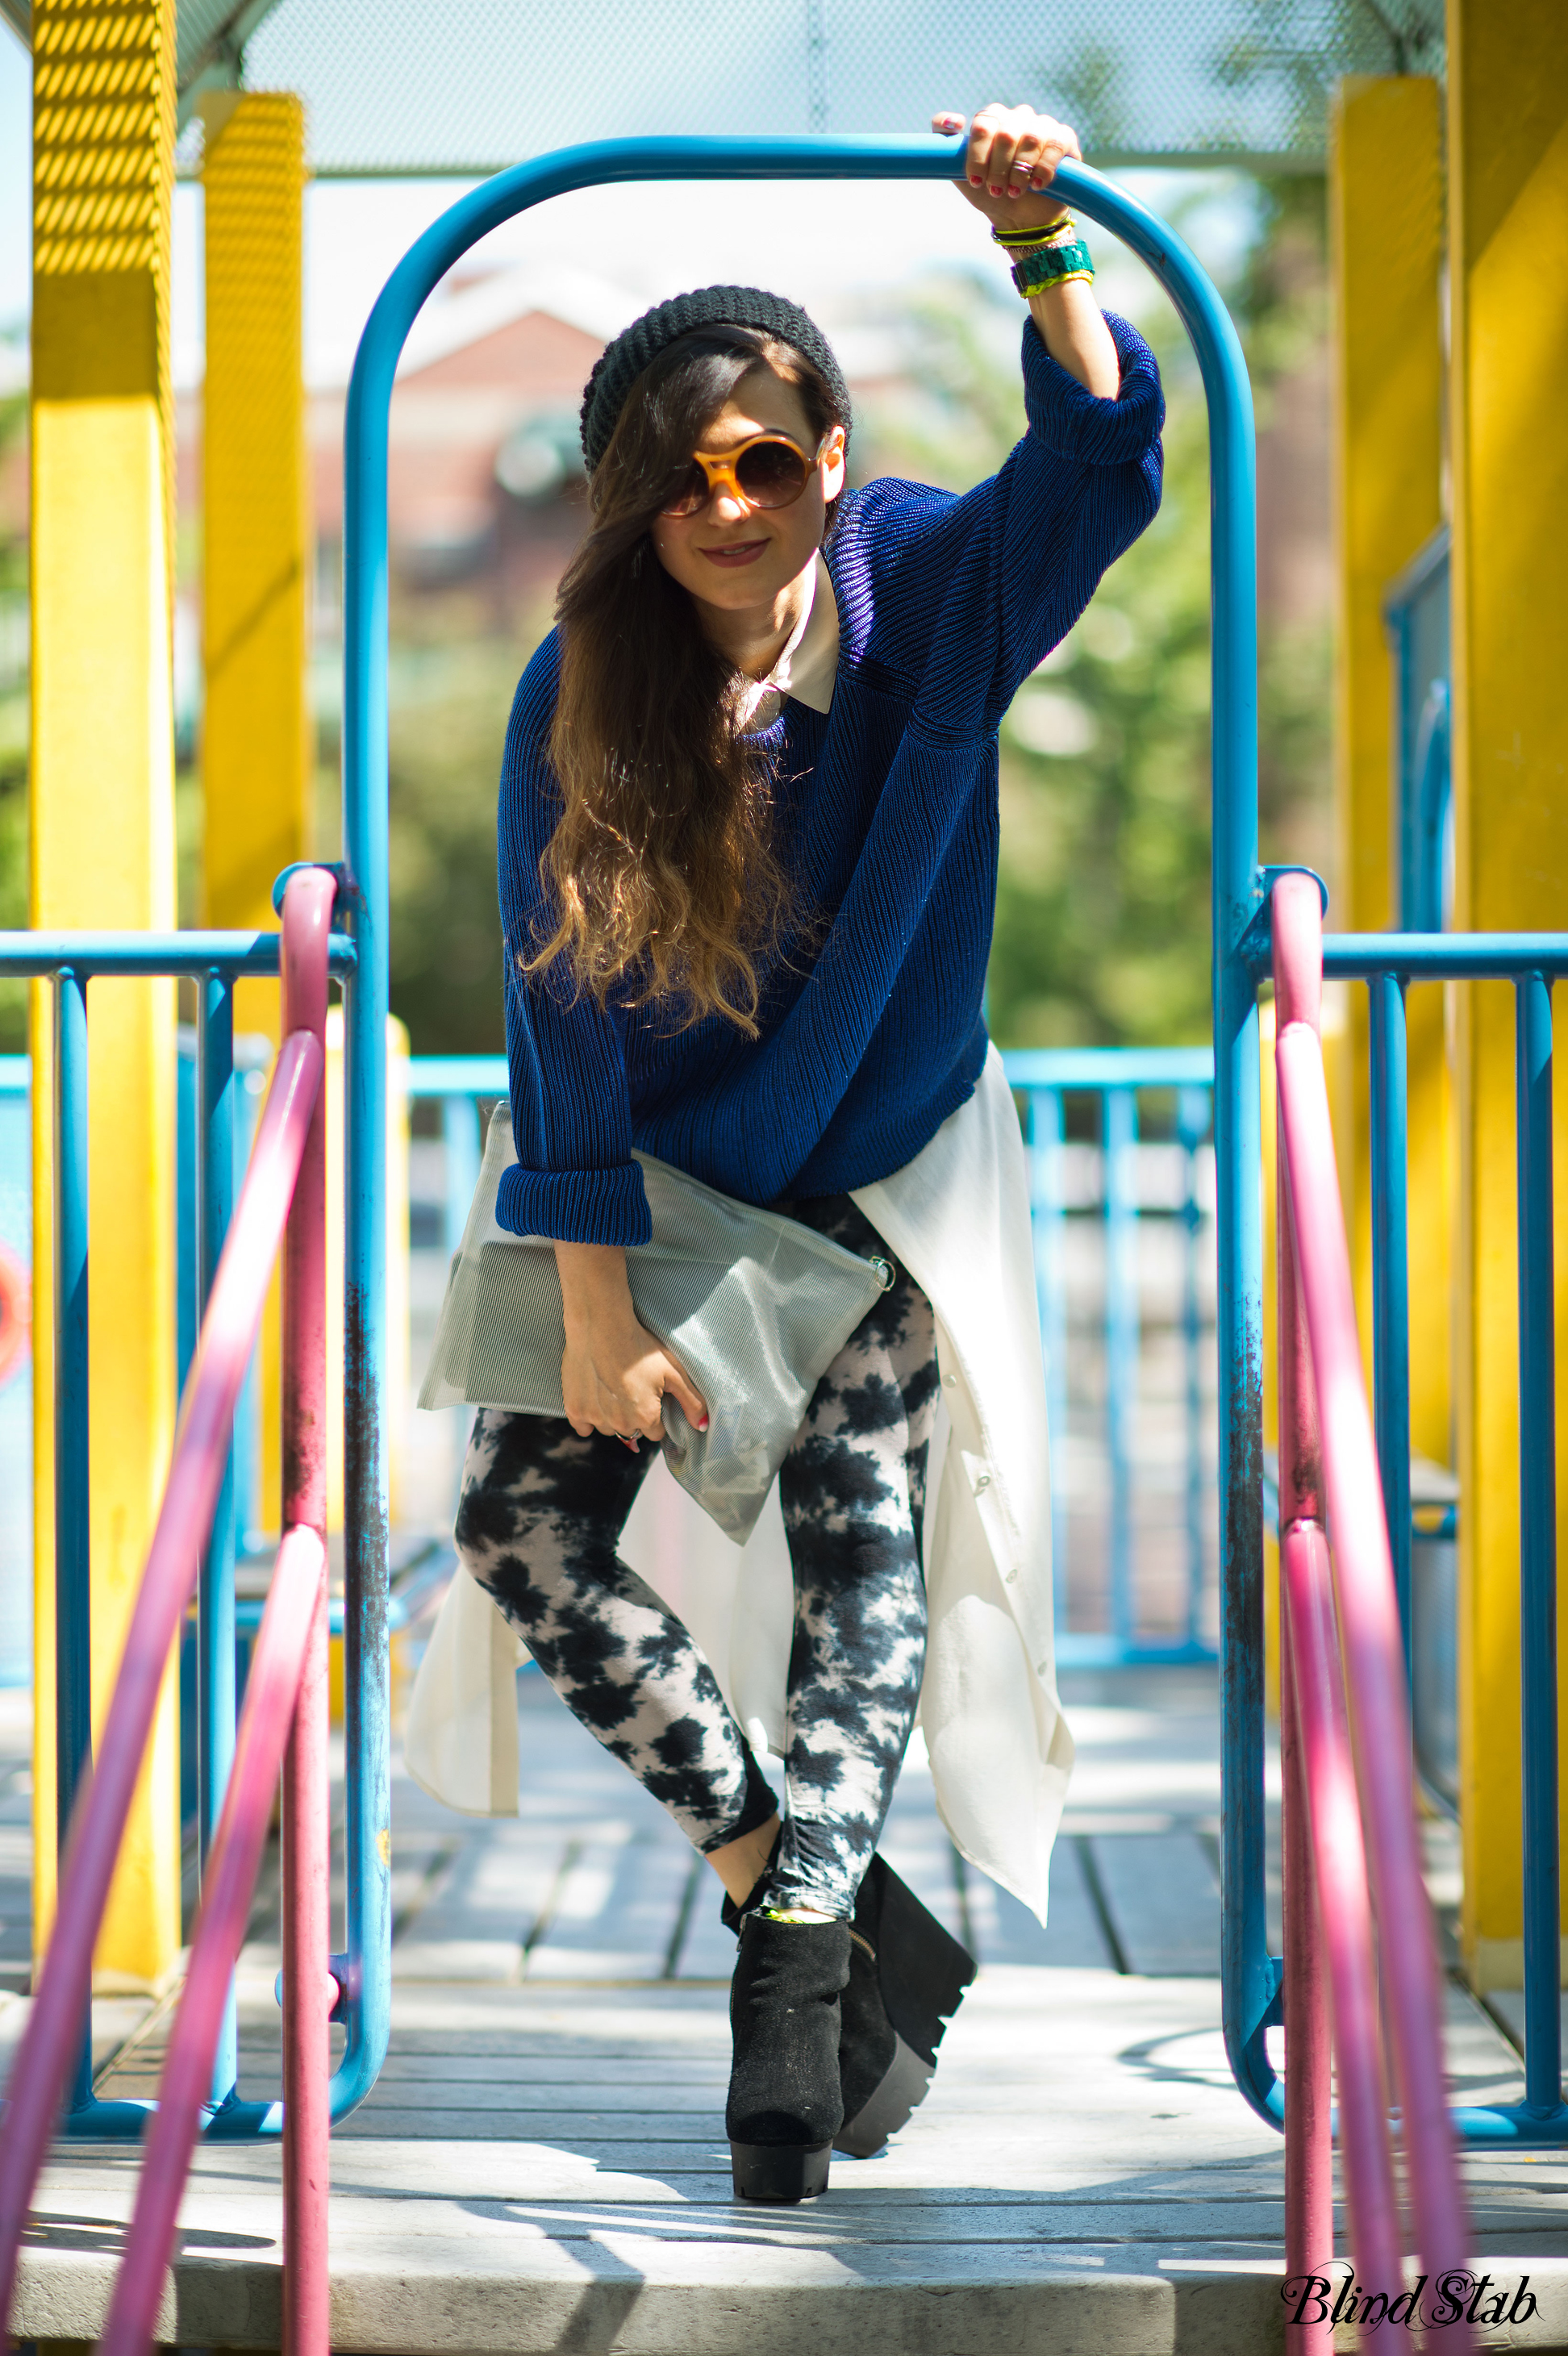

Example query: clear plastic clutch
[418,1107,892,1541]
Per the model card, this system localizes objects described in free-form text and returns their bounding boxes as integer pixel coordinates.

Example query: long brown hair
[528,324,846,1035]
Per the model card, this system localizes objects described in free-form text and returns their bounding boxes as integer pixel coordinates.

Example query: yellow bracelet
[992,215,1076,250]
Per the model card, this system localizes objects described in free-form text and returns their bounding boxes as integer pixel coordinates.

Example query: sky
[1,17,1259,391]
[0,25,27,338]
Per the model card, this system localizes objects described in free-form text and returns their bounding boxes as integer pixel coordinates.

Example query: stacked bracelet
[992,213,1076,251]
[1008,236,1095,296]
[989,213,1093,295]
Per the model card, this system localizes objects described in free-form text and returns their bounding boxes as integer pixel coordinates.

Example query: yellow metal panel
[201,93,311,1541]
[1328,77,1445,1395]
[1448,0,1568,1987]
[201,92,310,939]
[30,0,181,1987]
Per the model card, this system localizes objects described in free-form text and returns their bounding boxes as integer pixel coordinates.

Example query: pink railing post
[0,1027,323,2339]
[1282,1519,1405,2329]
[95,868,339,2356]
[1271,870,1474,2346]
[1275,985,1335,2347]
[98,1525,328,2356]
[1275,879,1399,2333]
[279,867,334,2356]
[0,869,337,2354]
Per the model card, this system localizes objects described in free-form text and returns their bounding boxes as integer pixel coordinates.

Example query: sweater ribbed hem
[496,1159,652,1247]
[1021,310,1165,468]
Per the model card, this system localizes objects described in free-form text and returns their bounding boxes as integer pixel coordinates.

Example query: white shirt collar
[736,552,840,730]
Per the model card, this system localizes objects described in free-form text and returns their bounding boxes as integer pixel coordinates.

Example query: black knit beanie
[579,286,853,474]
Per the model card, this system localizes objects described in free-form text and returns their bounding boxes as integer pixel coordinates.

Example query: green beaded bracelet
[1010,236,1095,297]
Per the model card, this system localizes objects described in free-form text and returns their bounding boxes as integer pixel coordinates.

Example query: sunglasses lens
[661,462,710,517]
[735,440,811,507]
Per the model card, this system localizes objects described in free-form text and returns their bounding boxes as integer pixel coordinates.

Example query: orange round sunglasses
[660,430,837,519]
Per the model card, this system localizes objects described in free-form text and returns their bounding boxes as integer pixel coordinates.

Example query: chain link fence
[181,0,1445,176]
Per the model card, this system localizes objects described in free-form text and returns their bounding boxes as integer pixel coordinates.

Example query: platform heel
[834,1853,976,2158]
[727,1913,849,2202]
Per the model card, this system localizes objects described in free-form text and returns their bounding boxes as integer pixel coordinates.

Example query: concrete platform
[7,1670,1568,2352]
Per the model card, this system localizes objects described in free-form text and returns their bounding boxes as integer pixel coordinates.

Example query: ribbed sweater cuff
[496,1160,653,1246]
[1021,310,1164,466]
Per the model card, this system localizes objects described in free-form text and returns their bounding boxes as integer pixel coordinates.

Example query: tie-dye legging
[452,1195,939,1918]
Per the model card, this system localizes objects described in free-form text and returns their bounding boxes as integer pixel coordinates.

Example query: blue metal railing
[0,1057,30,1692]
[1257,918,1568,2138]
[1007,1047,1215,1665]
[0,927,384,2137]
[340,131,1254,2129]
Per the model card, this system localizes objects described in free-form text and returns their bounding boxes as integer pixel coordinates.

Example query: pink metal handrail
[100,1525,327,2355]
[1273,871,1473,2341]
[0,869,336,2354]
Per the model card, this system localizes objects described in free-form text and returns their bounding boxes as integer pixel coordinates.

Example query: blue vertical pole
[53,971,94,2117]
[1177,1085,1210,1649]
[1191,237,1268,2126]
[1369,972,1412,1683]
[176,1040,198,1394]
[1515,972,1560,2117]
[198,972,240,2107]
[441,1092,482,1263]
[342,311,394,2114]
[1104,1086,1138,1644]
[231,1061,264,1553]
[1027,1089,1069,1630]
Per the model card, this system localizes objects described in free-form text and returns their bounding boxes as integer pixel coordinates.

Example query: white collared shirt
[735,551,840,732]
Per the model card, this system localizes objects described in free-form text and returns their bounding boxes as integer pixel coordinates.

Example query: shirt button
[974,1472,990,1493]
[942,1372,957,1388]
[1006,1568,1018,1584]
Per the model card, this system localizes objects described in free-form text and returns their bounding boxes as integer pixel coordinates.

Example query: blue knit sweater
[496,311,1164,1246]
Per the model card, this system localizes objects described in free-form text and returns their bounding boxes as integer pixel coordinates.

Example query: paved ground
[2,1662,1566,2350]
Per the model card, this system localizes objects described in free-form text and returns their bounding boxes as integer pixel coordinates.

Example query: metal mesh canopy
[219,0,1442,176]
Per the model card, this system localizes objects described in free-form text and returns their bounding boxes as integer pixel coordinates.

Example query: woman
[451,103,1164,2200]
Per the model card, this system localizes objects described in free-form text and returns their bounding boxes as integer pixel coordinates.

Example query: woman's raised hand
[555,1240,709,1448]
[932,105,1082,234]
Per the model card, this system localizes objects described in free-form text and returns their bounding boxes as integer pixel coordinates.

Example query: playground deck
[7,1669,1568,2353]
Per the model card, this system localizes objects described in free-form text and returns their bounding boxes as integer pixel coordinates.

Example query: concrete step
[21,1967,1568,2353]
[12,1670,1567,2352]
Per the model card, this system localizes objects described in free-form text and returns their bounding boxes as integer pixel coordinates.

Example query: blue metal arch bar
[341,135,1272,2125]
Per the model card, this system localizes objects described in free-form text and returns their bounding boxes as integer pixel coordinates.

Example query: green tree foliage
[384,638,526,1054]
[861,182,1329,1049]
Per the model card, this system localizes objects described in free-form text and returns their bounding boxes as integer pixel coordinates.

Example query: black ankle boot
[720,1853,977,2161]
[727,1913,849,2202]
[835,1853,976,2157]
